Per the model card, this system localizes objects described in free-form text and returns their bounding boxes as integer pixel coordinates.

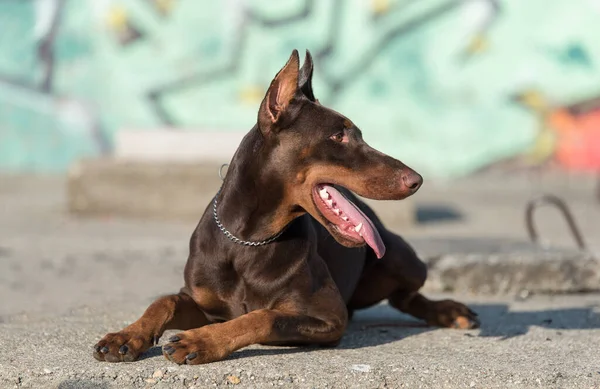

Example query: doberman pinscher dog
[93,50,479,365]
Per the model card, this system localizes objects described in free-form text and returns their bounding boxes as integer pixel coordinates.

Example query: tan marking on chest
[192,287,225,313]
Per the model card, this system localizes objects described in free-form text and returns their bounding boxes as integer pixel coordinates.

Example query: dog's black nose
[402,172,423,192]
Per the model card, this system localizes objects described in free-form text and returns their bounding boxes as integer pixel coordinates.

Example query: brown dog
[93,50,479,365]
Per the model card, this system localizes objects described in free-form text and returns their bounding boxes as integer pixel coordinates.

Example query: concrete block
[67,159,223,220]
[67,158,416,227]
[423,250,600,295]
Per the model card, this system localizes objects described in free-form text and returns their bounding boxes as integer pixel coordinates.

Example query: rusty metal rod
[525,194,587,250]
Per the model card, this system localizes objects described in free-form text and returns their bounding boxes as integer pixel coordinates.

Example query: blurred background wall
[1,0,600,178]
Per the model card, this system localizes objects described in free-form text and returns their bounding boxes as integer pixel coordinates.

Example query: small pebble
[226,375,241,384]
[351,364,371,373]
[152,369,164,379]
[516,289,531,301]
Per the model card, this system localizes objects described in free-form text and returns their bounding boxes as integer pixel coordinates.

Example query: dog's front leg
[162,308,347,365]
[93,292,210,362]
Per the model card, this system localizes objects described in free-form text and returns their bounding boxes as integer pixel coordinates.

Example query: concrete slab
[2,294,600,389]
[423,249,600,295]
[67,159,222,220]
[2,173,600,388]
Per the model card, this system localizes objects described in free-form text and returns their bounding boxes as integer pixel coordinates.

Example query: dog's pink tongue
[325,185,386,259]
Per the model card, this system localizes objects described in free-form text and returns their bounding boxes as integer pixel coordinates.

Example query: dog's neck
[214,127,300,243]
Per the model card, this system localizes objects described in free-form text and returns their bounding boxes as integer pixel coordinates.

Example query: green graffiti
[1,0,599,176]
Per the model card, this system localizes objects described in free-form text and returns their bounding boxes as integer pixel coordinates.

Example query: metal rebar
[525,194,587,250]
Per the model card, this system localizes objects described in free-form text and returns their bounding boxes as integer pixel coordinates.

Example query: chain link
[213,187,285,246]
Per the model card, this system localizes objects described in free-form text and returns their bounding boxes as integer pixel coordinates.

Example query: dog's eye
[329,131,346,143]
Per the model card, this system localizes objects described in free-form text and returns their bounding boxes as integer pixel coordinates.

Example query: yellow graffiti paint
[155,0,175,14]
[239,85,264,105]
[371,0,390,15]
[106,5,128,32]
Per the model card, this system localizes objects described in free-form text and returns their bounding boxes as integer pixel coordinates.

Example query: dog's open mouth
[312,184,386,259]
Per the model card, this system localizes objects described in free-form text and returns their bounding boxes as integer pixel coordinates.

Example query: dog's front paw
[93,331,154,362]
[429,300,480,329]
[162,329,229,365]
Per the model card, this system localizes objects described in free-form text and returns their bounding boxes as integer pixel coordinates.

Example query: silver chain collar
[213,164,286,246]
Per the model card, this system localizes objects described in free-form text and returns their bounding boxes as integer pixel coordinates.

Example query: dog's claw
[119,345,128,355]
[163,345,175,355]
[94,345,101,352]
[100,346,109,354]
[168,336,180,342]
[186,352,197,361]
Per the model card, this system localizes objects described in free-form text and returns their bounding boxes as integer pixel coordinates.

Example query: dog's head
[256,50,422,258]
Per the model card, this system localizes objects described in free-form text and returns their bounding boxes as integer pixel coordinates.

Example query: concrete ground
[1,170,599,388]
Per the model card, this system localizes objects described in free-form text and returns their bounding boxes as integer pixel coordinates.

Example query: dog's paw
[162,329,228,365]
[428,299,480,329]
[93,331,154,362]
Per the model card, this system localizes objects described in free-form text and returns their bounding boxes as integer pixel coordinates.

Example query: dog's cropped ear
[258,50,300,136]
[298,50,316,102]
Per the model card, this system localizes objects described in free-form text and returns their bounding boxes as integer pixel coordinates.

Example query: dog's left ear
[258,50,300,135]
[298,50,315,102]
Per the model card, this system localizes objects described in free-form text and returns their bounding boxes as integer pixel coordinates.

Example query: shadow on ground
[131,300,600,362]
[416,204,463,224]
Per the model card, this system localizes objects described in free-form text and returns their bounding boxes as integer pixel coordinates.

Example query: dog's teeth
[319,189,329,199]
[354,223,363,233]
[342,216,349,221]
[333,208,340,215]
[326,199,333,207]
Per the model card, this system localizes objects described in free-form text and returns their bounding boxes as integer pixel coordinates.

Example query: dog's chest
[314,221,367,302]
[190,271,297,321]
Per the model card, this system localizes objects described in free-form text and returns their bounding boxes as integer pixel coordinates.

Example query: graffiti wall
[1,0,600,176]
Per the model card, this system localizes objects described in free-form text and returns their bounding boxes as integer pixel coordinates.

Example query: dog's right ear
[298,50,315,101]
[258,50,300,136]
